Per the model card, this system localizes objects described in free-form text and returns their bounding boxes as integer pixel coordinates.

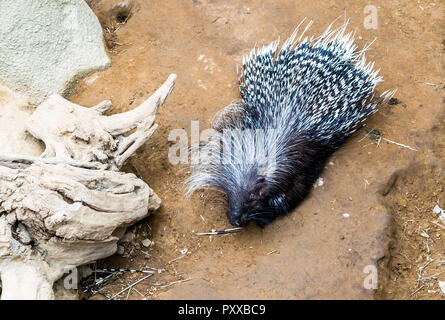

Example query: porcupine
[186,19,394,227]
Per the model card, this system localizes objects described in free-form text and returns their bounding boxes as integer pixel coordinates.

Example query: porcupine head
[186,18,394,227]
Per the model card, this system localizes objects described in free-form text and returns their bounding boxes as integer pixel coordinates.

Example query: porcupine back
[186,19,394,227]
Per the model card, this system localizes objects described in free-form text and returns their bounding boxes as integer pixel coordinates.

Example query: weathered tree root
[0,74,176,299]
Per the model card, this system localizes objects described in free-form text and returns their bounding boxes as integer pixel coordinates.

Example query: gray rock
[0,0,110,103]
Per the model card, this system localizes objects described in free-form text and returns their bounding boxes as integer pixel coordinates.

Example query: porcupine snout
[225,172,286,227]
[227,191,287,227]
[227,207,244,227]
[224,170,263,227]
[227,192,256,227]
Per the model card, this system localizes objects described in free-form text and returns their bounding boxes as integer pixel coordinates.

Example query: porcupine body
[186,19,393,227]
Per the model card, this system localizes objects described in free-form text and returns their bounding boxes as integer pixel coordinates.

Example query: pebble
[120,230,135,243]
[142,239,152,247]
[116,245,125,255]
[388,97,399,105]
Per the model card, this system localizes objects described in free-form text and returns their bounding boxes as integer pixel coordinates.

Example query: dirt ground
[70,0,444,299]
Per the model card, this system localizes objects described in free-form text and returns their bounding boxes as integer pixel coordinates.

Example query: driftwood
[0,74,176,299]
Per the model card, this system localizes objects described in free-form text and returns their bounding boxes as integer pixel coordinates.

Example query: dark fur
[224,134,340,227]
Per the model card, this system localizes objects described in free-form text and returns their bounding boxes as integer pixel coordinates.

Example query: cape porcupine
[186,19,394,227]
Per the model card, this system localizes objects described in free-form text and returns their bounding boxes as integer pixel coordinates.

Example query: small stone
[120,229,135,243]
[116,245,125,255]
[313,177,324,188]
[16,223,32,244]
[433,205,444,215]
[388,97,399,105]
[141,239,152,247]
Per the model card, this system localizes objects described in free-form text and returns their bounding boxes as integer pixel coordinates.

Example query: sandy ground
[68,0,445,299]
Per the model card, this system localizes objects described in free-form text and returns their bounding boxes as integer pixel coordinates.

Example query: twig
[141,250,152,257]
[411,285,424,296]
[109,274,153,300]
[145,277,192,289]
[168,255,187,264]
[432,221,445,230]
[195,227,243,236]
[417,258,435,285]
[83,273,117,293]
[360,128,417,151]
[381,137,417,151]
[132,287,146,299]
[95,268,154,274]
[358,129,373,142]
[418,271,444,282]
[376,136,382,148]
[419,228,431,254]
